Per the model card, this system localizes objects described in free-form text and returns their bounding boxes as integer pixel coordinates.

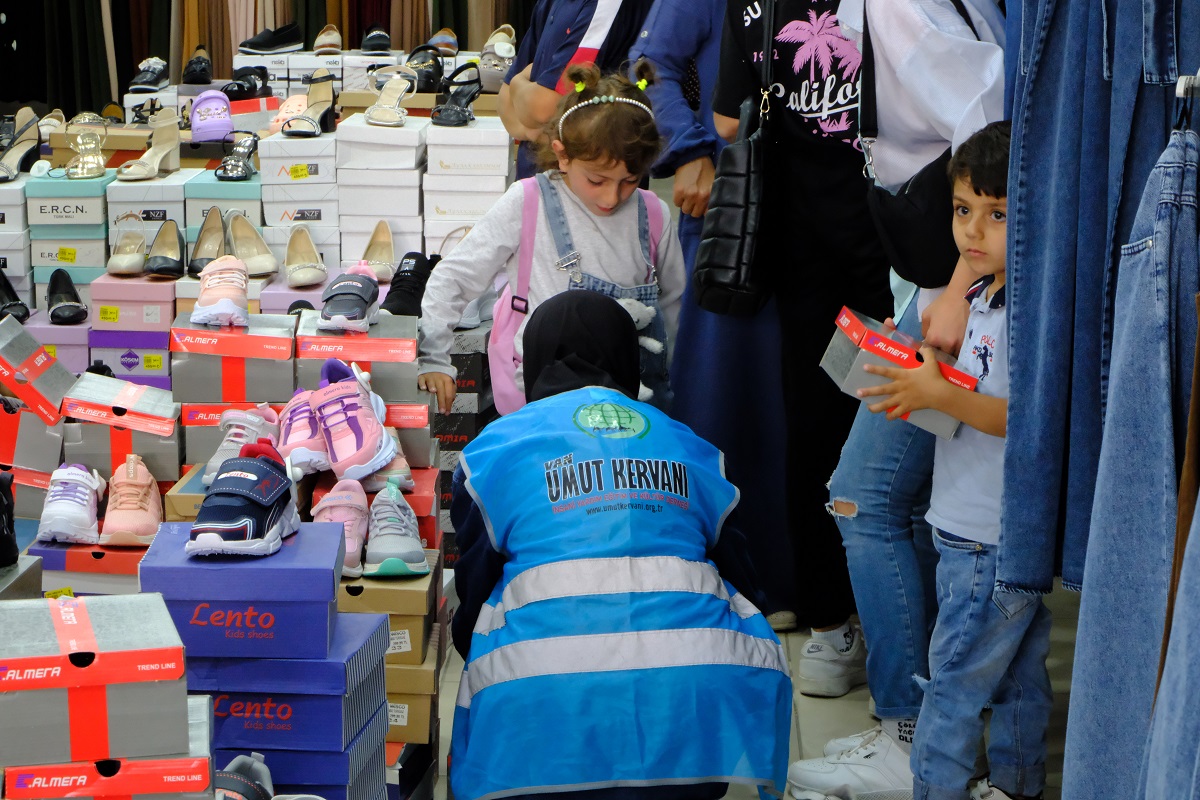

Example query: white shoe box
[259,131,337,185]
[262,224,343,269]
[271,82,291,101]
[423,172,509,221]
[336,114,428,170]
[0,229,31,277]
[31,238,107,269]
[183,197,263,229]
[105,168,199,245]
[123,87,179,123]
[233,53,291,84]
[340,216,423,267]
[288,52,344,87]
[426,117,513,176]
[0,174,29,231]
[262,183,340,227]
[338,168,421,217]
[423,220,473,256]
[343,52,400,92]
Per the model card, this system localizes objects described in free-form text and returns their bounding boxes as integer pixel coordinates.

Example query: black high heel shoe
[0,269,30,324]
[431,64,482,127]
[216,132,260,181]
[404,44,445,93]
[282,69,337,137]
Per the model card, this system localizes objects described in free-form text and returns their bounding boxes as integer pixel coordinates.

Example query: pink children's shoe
[312,479,370,578]
[278,388,331,475]
[98,455,162,546]
[190,255,250,326]
[362,429,416,492]
[269,94,309,135]
[309,359,396,480]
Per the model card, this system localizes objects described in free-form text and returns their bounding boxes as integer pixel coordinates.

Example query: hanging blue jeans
[1064,129,1200,800]
[828,299,937,721]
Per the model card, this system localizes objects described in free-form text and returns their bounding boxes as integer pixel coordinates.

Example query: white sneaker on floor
[970,781,1019,800]
[787,728,913,800]
[798,625,868,697]
[823,727,876,757]
[768,610,798,632]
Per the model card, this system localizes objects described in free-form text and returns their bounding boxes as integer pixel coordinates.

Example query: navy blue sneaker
[186,439,300,557]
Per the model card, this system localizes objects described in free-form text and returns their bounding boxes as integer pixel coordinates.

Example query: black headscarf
[522,291,641,403]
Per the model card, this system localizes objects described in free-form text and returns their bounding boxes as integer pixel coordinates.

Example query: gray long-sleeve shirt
[417,174,685,391]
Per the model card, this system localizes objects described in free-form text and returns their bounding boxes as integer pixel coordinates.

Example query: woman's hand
[673,156,715,218]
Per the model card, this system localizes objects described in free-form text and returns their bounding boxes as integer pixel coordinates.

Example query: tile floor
[432,584,1080,800]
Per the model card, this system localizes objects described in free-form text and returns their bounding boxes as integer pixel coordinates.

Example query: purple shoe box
[259,272,335,315]
[139,521,345,659]
[89,329,171,386]
[22,311,91,374]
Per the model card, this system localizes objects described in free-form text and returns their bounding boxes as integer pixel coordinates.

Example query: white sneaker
[37,465,106,545]
[203,405,281,485]
[798,625,868,697]
[823,727,877,758]
[767,610,798,632]
[363,481,430,578]
[970,781,1019,800]
[787,729,913,800]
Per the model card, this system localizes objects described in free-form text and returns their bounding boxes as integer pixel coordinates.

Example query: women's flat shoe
[190,207,227,277]
[360,220,395,283]
[285,225,327,288]
[183,46,213,84]
[117,107,181,180]
[107,212,147,275]
[47,269,89,325]
[226,211,277,276]
[480,25,517,94]
[146,220,186,278]
[314,24,342,54]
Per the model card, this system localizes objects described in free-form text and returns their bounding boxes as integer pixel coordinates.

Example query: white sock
[810,621,854,653]
[882,718,917,754]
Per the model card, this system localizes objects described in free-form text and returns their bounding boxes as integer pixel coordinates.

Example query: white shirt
[836,0,1006,192]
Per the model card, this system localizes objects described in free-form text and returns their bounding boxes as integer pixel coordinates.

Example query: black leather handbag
[692,0,775,317]
[859,0,979,289]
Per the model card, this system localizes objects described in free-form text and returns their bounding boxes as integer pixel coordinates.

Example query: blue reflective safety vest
[450,387,792,800]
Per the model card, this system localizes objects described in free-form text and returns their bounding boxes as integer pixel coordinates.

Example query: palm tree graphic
[776,10,841,81]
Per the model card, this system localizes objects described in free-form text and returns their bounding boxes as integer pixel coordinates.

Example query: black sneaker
[0,269,29,324]
[361,24,391,53]
[380,252,433,317]
[0,472,15,569]
[239,23,303,55]
[47,269,88,325]
[130,56,169,92]
[183,45,213,84]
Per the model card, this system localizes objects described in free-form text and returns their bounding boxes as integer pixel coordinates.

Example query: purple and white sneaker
[36,464,106,545]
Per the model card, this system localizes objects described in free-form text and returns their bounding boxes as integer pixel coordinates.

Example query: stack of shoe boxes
[0,594,215,799]
[233,53,292,100]
[0,403,64,520]
[88,274,178,389]
[0,173,32,305]
[141,522,389,800]
[423,117,514,251]
[335,113,426,270]
[180,172,267,316]
[25,170,118,310]
[436,323,496,565]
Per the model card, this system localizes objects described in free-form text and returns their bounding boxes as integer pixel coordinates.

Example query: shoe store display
[282,68,337,137]
[314,23,343,54]
[284,224,328,287]
[363,481,429,577]
[36,464,105,545]
[183,45,213,84]
[798,625,868,697]
[46,268,89,325]
[129,56,169,92]
[65,111,107,179]
[310,359,396,481]
[428,27,459,56]
[0,268,30,323]
[189,91,234,143]
[380,251,433,317]
[288,300,315,315]
[98,455,162,546]
[187,439,300,557]
[278,388,331,475]
[227,211,278,276]
[222,66,273,101]
[129,97,162,125]
[0,107,40,182]
[239,23,304,55]
[480,25,517,94]
[190,206,227,277]
[108,211,147,275]
[360,219,395,282]
[269,94,308,135]
[36,108,65,142]
[431,63,482,127]
[100,102,124,124]
[215,132,259,181]
[360,23,391,53]
[203,405,282,485]
[312,479,369,578]
[190,255,250,327]
[117,107,181,180]
[146,219,186,278]
[0,473,16,568]
[319,262,380,332]
[787,729,913,800]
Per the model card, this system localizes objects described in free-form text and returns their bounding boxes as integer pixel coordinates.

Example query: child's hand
[419,372,457,415]
[857,347,948,420]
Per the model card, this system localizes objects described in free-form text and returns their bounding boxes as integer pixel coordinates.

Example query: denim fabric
[828,299,937,720]
[1063,129,1200,800]
[911,530,1053,800]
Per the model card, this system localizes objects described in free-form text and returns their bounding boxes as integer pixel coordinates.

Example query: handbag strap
[859,0,979,176]
[758,0,776,124]
[636,188,665,282]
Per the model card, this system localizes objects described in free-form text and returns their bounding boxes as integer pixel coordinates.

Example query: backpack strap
[512,177,540,314]
[637,188,665,282]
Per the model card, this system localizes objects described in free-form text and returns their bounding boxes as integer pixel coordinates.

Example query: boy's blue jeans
[912,530,1053,800]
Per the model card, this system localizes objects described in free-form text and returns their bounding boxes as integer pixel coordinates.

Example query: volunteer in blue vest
[447,290,792,800]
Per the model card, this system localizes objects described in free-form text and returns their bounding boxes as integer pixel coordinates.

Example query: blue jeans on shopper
[911,531,1053,800]
[1065,128,1200,800]
[829,299,937,721]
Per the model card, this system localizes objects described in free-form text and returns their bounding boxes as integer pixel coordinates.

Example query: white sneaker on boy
[798,624,868,697]
[787,728,913,800]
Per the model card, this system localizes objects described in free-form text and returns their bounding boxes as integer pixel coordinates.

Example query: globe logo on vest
[573,403,649,439]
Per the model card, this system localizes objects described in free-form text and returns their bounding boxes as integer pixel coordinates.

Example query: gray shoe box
[0,316,80,425]
[63,421,183,482]
[170,313,297,404]
[0,555,42,600]
[0,593,190,767]
[450,321,491,355]
[294,310,418,403]
[396,427,437,469]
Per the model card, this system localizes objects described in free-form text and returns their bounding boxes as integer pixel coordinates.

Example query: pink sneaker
[362,429,415,492]
[191,255,250,326]
[99,455,162,546]
[312,479,369,578]
[278,389,331,475]
[309,359,396,480]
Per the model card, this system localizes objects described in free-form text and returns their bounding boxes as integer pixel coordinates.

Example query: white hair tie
[556,95,654,140]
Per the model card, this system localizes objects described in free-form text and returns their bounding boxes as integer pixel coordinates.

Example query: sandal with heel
[0,108,40,183]
[282,69,337,137]
[65,112,109,180]
[117,107,181,181]
[366,66,417,127]
[431,64,482,127]
[216,132,260,181]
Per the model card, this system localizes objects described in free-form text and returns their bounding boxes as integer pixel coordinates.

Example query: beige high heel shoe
[107,212,147,275]
[117,108,181,181]
[226,211,278,276]
[361,220,394,283]
[285,225,327,288]
[189,207,227,277]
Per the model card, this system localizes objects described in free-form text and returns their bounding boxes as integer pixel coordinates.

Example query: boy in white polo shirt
[858,120,1050,800]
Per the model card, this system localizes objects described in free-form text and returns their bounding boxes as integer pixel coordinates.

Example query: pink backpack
[488,177,663,415]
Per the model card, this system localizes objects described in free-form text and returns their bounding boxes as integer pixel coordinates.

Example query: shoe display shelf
[423,116,513,253]
[260,131,337,187]
[313,465,441,554]
[105,167,199,249]
[289,52,345,96]
[26,170,118,310]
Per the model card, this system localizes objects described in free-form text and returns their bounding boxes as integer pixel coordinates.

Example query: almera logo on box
[0,665,63,681]
[15,775,88,789]
[174,334,219,346]
[190,603,275,629]
[186,410,222,423]
[299,343,344,353]
[213,694,293,720]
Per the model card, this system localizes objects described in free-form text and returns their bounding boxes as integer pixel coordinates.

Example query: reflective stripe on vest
[459,627,787,709]
[474,555,760,636]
